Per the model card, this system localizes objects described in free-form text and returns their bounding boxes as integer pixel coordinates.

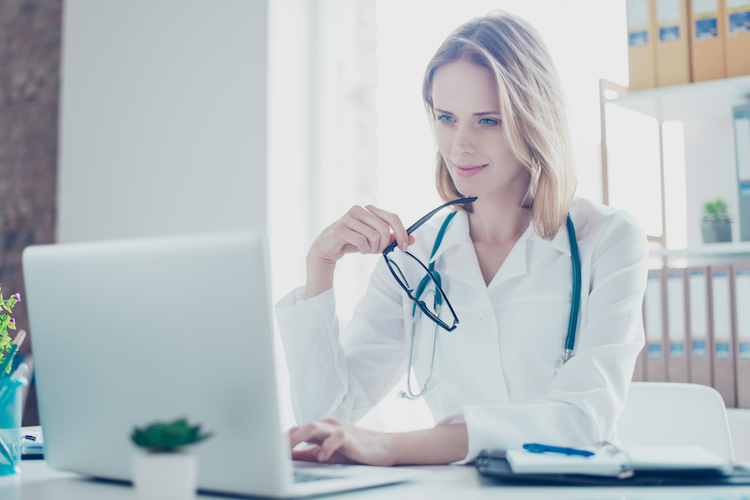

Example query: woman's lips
[454,164,486,179]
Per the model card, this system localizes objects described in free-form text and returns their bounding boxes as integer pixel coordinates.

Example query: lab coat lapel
[433,211,535,291]
[432,212,487,291]
[487,223,534,288]
[528,220,572,256]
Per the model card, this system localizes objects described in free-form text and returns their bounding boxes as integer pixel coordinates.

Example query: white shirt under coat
[275,196,649,463]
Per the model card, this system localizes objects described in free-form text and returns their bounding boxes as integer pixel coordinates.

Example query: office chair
[617,382,735,462]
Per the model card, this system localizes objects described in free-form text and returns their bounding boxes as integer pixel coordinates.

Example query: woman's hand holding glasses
[304,205,415,300]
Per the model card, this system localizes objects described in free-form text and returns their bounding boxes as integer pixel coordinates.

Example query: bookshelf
[600,76,750,260]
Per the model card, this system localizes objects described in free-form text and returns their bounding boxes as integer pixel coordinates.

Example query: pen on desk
[523,443,595,457]
[0,330,26,377]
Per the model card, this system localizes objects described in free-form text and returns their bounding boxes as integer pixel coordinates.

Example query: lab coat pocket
[498,295,568,395]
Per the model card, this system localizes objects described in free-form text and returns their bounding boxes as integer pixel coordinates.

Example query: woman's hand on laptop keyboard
[290,419,469,466]
[289,417,397,466]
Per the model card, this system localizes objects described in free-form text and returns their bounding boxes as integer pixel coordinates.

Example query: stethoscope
[400,212,581,400]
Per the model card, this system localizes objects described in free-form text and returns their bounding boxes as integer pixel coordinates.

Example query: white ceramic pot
[132,452,198,500]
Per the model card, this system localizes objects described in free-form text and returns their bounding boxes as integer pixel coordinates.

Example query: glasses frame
[382,197,477,332]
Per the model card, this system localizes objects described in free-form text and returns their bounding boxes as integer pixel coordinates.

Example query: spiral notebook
[476,444,750,487]
[505,444,730,478]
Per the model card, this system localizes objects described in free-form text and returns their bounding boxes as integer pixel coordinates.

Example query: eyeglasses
[382,197,477,332]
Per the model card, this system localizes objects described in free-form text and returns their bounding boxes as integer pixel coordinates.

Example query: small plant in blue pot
[0,289,26,477]
[702,198,732,243]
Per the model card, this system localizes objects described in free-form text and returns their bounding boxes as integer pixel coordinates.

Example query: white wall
[683,120,738,246]
[57,0,267,243]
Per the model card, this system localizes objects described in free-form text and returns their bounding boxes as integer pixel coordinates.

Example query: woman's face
[431,59,528,202]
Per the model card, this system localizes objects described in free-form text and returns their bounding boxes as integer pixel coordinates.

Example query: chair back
[617,382,735,462]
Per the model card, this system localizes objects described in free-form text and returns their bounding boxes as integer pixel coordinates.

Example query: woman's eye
[480,118,500,126]
[436,115,454,124]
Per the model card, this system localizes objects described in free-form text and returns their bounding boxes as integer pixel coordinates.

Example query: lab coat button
[480,313,490,323]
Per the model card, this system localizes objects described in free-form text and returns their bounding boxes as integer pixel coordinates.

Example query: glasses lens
[403,252,457,331]
[382,199,474,333]
[385,255,412,293]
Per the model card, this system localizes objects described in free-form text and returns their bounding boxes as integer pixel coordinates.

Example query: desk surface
[3,459,750,500]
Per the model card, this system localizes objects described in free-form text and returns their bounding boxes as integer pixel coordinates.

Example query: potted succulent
[701,197,732,243]
[131,418,211,500]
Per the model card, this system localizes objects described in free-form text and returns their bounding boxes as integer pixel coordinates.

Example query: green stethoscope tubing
[401,212,582,400]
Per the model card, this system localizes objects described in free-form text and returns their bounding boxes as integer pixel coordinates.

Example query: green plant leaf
[131,418,212,453]
[702,197,731,222]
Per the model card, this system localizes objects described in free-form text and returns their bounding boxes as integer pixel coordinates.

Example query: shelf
[650,241,750,259]
[602,76,750,122]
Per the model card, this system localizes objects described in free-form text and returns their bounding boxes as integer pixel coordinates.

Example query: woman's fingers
[318,427,347,462]
[292,445,322,462]
[292,445,356,465]
[289,422,324,449]
[343,206,399,253]
[289,420,349,463]
[366,205,410,252]
[340,215,386,254]
[289,419,339,449]
[333,205,411,255]
[288,418,396,466]
[310,204,413,265]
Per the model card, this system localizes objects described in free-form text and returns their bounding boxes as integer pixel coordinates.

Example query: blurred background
[2,0,674,429]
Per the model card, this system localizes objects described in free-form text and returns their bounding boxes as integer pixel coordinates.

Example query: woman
[276,11,648,466]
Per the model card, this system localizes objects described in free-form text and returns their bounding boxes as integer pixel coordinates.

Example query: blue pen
[523,443,595,457]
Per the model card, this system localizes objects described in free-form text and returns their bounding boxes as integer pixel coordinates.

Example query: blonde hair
[422,11,576,240]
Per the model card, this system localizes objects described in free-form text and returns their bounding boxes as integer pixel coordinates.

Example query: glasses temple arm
[382,197,477,254]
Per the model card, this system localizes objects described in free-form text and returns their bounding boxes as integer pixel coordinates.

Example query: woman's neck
[468,192,532,245]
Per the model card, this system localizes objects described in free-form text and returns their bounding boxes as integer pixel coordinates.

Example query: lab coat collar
[427,210,572,291]
[427,209,471,264]
[429,210,534,290]
[427,211,486,291]
[527,219,572,257]
[428,210,572,261]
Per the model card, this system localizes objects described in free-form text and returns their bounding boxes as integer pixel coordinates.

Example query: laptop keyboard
[293,471,345,483]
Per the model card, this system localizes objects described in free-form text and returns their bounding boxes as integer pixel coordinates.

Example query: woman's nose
[450,124,474,155]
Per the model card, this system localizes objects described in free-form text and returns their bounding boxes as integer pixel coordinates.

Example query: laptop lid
[23,232,293,497]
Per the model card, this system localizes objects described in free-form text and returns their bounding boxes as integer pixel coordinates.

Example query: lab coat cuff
[275,285,335,315]
[437,406,508,465]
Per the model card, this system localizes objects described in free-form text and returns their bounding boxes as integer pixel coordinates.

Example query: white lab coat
[275,196,648,463]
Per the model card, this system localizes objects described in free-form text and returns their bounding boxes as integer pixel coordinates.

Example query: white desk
[3,459,750,499]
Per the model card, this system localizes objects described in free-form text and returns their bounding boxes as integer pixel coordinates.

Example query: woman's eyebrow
[434,108,501,116]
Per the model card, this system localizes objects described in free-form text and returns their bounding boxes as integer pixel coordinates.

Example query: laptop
[22,232,425,498]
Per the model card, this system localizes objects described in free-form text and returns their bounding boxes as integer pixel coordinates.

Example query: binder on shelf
[627,0,658,89]
[655,0,691,86]
[724,0,750,77]
[732,262,750,408]
[709,265,737,407]
[644,270,668,381]
[666,268,689,382]
[687,267,713,387]
[688,0,727,81]
[734,105,750,242]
